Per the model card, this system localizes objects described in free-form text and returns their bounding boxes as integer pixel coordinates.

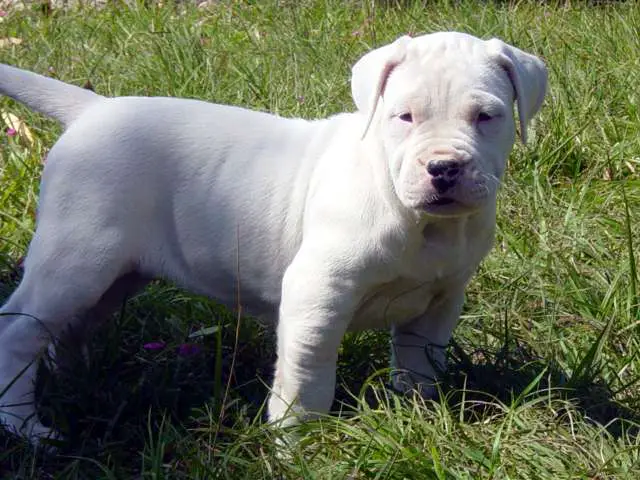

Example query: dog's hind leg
[0,229,134,444]
[46,271,150,373]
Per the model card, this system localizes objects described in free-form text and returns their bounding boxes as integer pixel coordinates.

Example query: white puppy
[0,32,547,441]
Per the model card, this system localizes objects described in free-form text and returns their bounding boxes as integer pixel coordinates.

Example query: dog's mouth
[425,197,455,206]
[418,195,474,217]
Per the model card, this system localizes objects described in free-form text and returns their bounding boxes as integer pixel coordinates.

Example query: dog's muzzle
[417,154,488,215]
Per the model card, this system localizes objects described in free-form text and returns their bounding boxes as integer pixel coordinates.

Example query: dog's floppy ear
[486,39,547,144]
[351,35,412,139]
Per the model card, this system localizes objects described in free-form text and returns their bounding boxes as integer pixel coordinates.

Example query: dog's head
[351,32,547,218]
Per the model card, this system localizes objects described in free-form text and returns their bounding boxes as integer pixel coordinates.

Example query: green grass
[1,0,640,477]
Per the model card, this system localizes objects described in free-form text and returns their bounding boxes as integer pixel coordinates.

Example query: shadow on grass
[333,331,640,439]
[0,260,278,475]
[441,338,640,437]
[1,258,638,475]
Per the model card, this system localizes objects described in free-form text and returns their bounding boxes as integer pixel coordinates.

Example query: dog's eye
[398,112,413,123]
[477,112,493,123]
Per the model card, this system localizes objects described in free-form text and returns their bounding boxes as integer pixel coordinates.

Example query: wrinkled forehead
[411,32,494,61]
[385,33,513,105]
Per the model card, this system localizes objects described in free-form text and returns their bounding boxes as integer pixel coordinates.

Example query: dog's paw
[390,369,438,399]
[28,423,60,453]
[273,430,297,461]
[0,414,60,452]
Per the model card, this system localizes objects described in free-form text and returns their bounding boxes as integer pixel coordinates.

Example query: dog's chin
[413,196,480,218]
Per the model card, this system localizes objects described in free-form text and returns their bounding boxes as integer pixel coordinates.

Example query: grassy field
[1,0,640,478]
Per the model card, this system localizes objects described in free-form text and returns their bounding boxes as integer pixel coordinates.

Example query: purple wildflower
[6,128,16,137]
[177,343,201,356]
[143,342,166,351]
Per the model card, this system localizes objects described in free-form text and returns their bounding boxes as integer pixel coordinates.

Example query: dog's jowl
[0,32,547,442]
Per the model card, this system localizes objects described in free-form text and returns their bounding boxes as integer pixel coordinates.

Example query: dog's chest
[349,248,468,331]
[349,217,491,331]
[350,278,435,331]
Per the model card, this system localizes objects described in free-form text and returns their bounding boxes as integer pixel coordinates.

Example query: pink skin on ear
[360,36,412,140]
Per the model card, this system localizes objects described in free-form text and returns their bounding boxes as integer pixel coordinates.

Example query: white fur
[0,32,547,441]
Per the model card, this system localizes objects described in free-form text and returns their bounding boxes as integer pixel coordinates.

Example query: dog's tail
[0,63,104,127]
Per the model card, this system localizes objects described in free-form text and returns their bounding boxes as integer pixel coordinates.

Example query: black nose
[427,159,462,177]
[427,159,463,193]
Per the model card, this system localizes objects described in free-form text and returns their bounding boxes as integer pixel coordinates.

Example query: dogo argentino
[0,32,547,443]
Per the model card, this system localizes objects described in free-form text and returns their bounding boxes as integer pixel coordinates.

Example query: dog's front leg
[390,287,466,397]
[267,250,361,427]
